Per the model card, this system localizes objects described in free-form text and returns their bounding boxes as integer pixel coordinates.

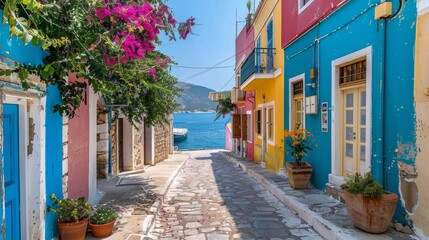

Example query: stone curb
[141,153,191,236]
[220,152,354,240]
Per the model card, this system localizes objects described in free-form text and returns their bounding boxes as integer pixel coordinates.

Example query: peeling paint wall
[412,0,429,237]
[283,0,417,225]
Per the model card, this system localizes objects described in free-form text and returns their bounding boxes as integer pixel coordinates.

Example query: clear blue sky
[159,0,255,91]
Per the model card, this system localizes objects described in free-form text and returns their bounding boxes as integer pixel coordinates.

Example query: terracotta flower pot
[57,217,89,240]
[286,162,312,189]
[343,190,399,233]
[90,220,116,238]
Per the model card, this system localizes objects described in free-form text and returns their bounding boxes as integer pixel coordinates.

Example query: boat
[173,128,188,142]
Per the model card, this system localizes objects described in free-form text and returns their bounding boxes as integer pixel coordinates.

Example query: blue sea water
[173,113,230,150]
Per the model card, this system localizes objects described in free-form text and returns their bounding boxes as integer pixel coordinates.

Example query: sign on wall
[321,102,328,132]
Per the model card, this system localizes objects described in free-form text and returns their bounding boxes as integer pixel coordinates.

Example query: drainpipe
[108,107,113,174]
[373,18,387,185]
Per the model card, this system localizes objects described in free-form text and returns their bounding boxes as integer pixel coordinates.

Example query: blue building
[0,10,63,239]
[282,0,417,224]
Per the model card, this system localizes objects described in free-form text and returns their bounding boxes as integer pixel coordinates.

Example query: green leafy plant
[214,97,234,121]
[340,172,384,197]
[284,129,316,165]
[47,194,93,223]
[0,0,194,125]
[90,208,119,225]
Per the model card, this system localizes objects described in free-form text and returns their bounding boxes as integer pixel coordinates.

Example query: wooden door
[341,87,366,175]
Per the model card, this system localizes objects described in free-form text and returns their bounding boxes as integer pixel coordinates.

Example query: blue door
[266,19,274,73]
[3,104,20,239]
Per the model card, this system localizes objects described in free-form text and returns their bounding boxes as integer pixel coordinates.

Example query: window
[292,80,304,130]
[298,0,314,14]
[267,107,274,141]
[340,60,367,87]
[255,109,261,135]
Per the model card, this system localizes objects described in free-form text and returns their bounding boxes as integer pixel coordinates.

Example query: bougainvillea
[0,0,194,124]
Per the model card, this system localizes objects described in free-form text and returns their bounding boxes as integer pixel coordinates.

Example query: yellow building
[413,0,429,237]
[238,0,284,172]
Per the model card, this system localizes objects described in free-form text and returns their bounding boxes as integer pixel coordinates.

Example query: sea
[173,112,230,150]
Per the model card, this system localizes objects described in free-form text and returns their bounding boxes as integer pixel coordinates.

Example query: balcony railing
[240,48,276,86]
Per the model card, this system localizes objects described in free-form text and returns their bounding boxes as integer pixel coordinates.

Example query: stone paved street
[149,150,323,240]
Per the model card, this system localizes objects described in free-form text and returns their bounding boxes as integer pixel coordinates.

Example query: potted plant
[89,208,119,238]
[340,173,399,233]
[47,194,93,240]
[284,129,315,189]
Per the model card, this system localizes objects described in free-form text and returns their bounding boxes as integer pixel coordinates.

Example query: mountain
[175,82,218,112]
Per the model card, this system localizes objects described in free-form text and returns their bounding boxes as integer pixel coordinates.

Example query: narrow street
[149,150,322,240]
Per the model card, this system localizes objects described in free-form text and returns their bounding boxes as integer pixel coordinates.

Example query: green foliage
[284,129,316,165]
[340,172,384,197]
[47,194,93,223]
[214,97,234,121]
[0,0,188,125]
[90,208,118,225]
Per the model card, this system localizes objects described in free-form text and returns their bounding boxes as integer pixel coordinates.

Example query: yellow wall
[413,3,429,237]
[252,0,284,172]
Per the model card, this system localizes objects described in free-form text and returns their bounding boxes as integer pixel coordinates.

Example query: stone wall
[96,107,109,178]
[154,123,170,164]
[111,121,118,175]
[133,123,144,170]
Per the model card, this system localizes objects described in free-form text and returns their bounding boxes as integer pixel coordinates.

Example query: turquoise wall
[284,0,416,224]
[0,10,63,239]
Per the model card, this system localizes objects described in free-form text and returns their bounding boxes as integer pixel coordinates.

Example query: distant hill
[175,82,218,112]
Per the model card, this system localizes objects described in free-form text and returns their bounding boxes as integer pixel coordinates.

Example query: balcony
[208,91,231,102]
[240,48,277,89]
[231,88,245,103]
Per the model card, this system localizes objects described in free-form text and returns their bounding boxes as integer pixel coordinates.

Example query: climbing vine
[0,0,195,125]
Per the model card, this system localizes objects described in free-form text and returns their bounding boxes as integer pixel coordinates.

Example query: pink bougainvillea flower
[148,68,156,75]
[96,8,111,20]
[178,17,195,39]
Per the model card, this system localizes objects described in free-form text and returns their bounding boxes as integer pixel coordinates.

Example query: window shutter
[232,114,241,138]
[242,114,248,141]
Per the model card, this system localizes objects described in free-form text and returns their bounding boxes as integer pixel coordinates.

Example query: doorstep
[220,151,415,240]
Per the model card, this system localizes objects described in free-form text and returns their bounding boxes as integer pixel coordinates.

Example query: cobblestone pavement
[149,150,323,240]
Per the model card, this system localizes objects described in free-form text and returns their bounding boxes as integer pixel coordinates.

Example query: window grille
[340,60,367,86]
[293,81,303,96]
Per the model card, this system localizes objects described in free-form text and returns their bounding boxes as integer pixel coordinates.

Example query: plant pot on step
[286,162,312,189]
[90,220,116,238]
[57,217,89,240]
[343,190,398,233]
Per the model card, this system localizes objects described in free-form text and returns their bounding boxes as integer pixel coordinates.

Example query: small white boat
[173,128,188,142]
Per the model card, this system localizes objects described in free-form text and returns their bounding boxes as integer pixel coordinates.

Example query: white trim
[418,0,429,16]
[288,73,306,130]
[331,46,372,180]
[298,0,315,14]
[258,101,275,147]
[88,87,97,205]
[240,68,282,90]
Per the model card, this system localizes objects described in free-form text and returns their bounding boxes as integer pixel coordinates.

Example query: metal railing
[240,48,276,86]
